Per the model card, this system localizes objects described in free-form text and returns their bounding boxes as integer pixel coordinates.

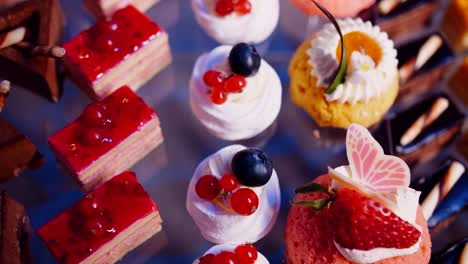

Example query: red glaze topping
[37,171,159,264]
[63,6,164,82]
[48,86,158,173]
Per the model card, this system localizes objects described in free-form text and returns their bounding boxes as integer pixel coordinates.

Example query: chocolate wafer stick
[15,41,65,59]
[0,26,25,49]
[421,161,465,220]
[378,0,408,15]
[399,34,443,82]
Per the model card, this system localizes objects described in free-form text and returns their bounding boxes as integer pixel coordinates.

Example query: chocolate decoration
[431,237,468,263]
[385,94,464,167]
[397,33,454,102]
[0,117,45,182]
[0,0,65,102]
[0,191,31,264]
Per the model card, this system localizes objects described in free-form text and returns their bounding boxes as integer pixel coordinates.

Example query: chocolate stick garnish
[399,34,443,82]
[421,161,465,219]
[0,0,38,31]
[0,26,25,49]
[378,0,408,15]
[400,97,449,146]
[15,41,66,59]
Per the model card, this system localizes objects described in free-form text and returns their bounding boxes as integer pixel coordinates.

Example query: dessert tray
[0,0,466,263]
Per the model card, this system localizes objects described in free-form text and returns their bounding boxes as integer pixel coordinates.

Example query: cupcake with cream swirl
[190,43,282,141]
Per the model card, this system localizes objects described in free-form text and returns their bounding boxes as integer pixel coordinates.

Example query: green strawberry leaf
[310,0,347,94]
[294,182,329,194]
[292,199,329,211]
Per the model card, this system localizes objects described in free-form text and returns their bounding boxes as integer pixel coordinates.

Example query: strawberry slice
[329,188,421,250]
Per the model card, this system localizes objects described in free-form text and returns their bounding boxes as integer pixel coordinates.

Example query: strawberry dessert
[192,0,279,44]
[190,43,282,141]
[83,0,159,18]
[48,86,163,191]
[194,243,269,264]
[285,124,432,264]
[186,145,281,244]
[38,171,163,264]
[63,6,171,100]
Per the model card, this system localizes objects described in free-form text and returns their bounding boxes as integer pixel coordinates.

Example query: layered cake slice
[83,0,159,18]
[38,171,163,264]
[48,86,163,190]
[0,117,44,182]
[63,6,171,100]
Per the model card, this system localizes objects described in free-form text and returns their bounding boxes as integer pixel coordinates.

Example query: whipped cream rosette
[193,243,269,264]
[189,44,282,141]
[186,145,280,244]
[191,0,279,44]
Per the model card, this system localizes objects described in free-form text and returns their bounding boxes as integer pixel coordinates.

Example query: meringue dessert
[289,16,399,129]
[190,43,282,141]
[186,145,280,244]
[191,0,279,45]
[194,243,269,264]
[285,124,431,264]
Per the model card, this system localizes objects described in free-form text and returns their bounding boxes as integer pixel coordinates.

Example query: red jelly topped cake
[64,6,171,100]
[38,171,163,264]
[48,86,163,190]
[83,0,159,18]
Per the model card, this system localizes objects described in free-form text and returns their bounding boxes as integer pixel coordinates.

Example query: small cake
[0,117,44,182]
[448,56,468,106]
[290,0,375,18]
[0,80,10,111]
[191,0,279,45]
[285,124,431,264]
[63,6,171,100]
[190,43,282,141]
[384,95,464,167]
[38,171,162,264]
[442,0,468,53]
[83,0,159,18]
[0,0,65,102]
[194,243,269,264]
[48,86,163,191]
[0,191,31,264]
[289,17,399,128]
[186,145,280,244]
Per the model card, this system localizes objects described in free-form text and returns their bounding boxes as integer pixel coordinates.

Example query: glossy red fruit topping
[330,188,421,250]
[230,188,259,216]
[225,75,247,93]
[94,35,117,52]
[82,219,105,238]
[196,175,222,200]
[81,128,104,145]
[203,70,225,88]
[215,0,235,16]
[199,253,215,264]
[92,20,120,37]
[81,104,105,126]
[79,194,102,216]
[220,173,239,192]
[234,0,252,15]
[235,244,258,263]
[214,251,237,264]
[210,88,228,105]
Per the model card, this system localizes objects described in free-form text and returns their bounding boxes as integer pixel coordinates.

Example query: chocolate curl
[0,26,25,49]
[0,80,10,94]
[399,34,443,82]
[15,41,66,59]
[400,97,449,146]
[421,161,465,220]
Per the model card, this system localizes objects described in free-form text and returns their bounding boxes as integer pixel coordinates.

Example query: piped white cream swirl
[186,145,281,244]
[307,18,398,104]
[193,244,269,264]
[191,0,279,44]
[189,45,282,141]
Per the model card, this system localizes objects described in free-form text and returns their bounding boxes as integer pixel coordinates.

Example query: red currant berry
[214,251,237,264]
[224,75,247,93]
[210,88,228,105]
[93,20,119,37]
[195,175,222,200]
[230,188,259,216]
[215,0,235,16]
[203,70,225,88]
[235,244,258,263]
[94,35,116,52]
[80,195,102,216]
[220,174,239,192]
[82,219,105,238]
[81,104,105,126]
[199,253,215,264]
[235,0,252,15]
[82,128,103,145]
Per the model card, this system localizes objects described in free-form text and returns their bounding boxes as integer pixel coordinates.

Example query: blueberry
[228,43,261,77]
[231,148,273,187]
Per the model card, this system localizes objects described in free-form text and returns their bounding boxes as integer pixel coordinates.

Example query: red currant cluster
[199,244,258,264]
[215,0,252,17]
[203,70,247,105]
[195,174,259,216]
